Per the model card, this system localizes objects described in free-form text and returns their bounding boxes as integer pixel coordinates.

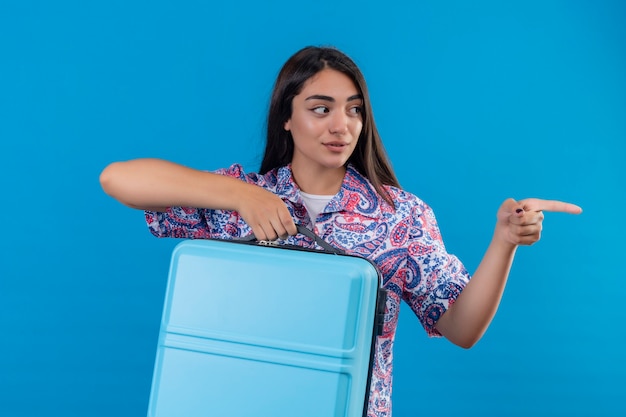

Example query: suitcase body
[147,237,385,417]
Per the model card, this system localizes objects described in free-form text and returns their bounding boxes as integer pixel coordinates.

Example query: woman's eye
[312,106,329,114]
[349,106,363,115]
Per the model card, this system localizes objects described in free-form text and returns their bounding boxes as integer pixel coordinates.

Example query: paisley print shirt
[145,163,471,417]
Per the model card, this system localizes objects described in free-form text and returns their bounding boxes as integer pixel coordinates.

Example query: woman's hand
[495,198,583,247]
[234,183,298,241]
[436,197,582,348]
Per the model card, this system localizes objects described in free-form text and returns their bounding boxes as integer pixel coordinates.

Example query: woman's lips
[324,141,348,151]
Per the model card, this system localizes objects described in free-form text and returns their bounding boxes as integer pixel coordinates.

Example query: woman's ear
[284,119,291,131]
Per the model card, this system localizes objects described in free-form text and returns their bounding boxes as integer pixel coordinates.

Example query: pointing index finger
[519,198,583,214]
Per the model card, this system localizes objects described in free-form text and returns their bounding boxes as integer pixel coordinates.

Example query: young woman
[100,46,582,417]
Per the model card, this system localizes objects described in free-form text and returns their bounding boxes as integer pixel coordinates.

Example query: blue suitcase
[147,226,386,417]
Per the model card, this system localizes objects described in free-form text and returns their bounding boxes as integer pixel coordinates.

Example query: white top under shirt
[299,191,334,225]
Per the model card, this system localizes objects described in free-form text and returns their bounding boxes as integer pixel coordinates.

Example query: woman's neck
[291,164,346,195]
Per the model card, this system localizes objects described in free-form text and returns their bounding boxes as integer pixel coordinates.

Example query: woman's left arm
[434,198,582,348]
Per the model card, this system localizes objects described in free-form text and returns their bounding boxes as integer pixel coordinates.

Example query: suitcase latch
[258,240,279,247]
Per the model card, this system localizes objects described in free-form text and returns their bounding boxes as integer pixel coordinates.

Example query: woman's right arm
[99,158,297,239]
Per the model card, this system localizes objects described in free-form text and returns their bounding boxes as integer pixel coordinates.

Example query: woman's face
[284,68,363,177]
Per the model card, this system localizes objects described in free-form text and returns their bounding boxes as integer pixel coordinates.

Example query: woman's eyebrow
[305,94,334,102]
[305,94,363,102]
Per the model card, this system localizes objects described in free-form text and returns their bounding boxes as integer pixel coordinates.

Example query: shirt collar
[275,164,384,220]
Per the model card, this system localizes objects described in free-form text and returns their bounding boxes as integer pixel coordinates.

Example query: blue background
[1,1,624,416]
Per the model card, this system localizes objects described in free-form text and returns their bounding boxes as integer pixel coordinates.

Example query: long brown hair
[260,46,399,208]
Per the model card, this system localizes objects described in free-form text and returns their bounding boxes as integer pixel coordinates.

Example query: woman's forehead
[298,68,360,99]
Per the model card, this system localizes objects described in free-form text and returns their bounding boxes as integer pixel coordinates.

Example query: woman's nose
[329,112,348,135]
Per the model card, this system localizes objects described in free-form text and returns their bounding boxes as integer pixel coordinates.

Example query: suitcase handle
[240,225,344,255]
[295,225,344,255]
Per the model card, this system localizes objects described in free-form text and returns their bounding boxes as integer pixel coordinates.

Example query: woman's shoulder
[383,184,432,217]
[344,166,429,215]
[383,184,427,206]
[213,163,285,187]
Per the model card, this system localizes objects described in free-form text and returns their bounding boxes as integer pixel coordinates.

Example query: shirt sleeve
[144,163,255,240]
[402,201,471,337]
